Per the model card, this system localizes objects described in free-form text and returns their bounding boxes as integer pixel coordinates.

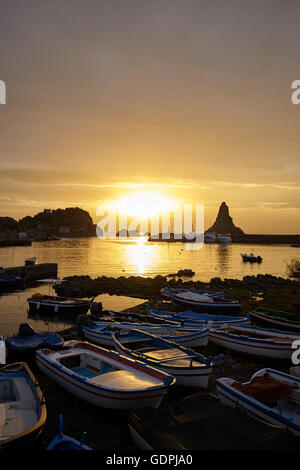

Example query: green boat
[249,308,300,331]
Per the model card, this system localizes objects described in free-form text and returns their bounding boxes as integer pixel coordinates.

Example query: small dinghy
[209,324,300,359]
[146,305,250,329]
[160,287,225,299]
[249,308,300,332]
[27,294,91,316]
[216,368,300,436]
[112,329,213,388]
[0,362,46,449]
[46,415,92,450]
[5,323,64,356]
[169,291,241,314]
[36,342,175,410]
[0,336,6,364]
[241,253,262,263]
[82,321,209,348]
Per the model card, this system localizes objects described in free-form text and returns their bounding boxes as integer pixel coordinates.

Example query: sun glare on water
[112,191,178,217]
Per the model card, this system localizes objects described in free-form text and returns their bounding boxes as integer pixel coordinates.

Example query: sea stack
[206,202,244,236]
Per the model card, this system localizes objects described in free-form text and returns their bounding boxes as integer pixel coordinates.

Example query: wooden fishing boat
[160,287,225,299]
[216,368,300,436]
[46,415,91,450]
[112,329,213,388]
[249,308,300,331]
[36,341,175,410]
[27,294,91,316]
[82,321,210,348]
[169,291,241,314]
[0,362,46,450]
[6,323,64,356]
[146,305,250,328]
[0,336,5,364]
[129,393,298,450]
[209,324,300,359]
[241,253,262,263]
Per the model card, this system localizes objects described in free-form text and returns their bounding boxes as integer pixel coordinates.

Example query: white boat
[0,362,46,449]
[82,321,209,348]
[217,233,232,244]
[36,342,175,410]
[112,329,213,388]
[0,336,5,364]
[216,368,300,436]
[209,324,300,359]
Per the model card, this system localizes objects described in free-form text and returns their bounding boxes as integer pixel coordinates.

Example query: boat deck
[90,369,163,389]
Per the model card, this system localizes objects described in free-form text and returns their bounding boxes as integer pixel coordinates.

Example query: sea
[0,237,298,335]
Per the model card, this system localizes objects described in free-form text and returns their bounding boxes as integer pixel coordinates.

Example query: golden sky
[0,0,299,233]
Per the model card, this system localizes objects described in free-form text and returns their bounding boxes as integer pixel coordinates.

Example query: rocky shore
[54,273,300,314]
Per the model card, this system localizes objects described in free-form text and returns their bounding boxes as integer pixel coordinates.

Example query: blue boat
[6,323,64,355]
[47,415,92,450]
[146,305,249,328]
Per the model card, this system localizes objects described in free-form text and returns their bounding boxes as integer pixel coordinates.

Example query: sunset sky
[0,0,300,233]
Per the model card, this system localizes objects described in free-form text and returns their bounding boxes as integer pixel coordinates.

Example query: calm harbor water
[0,237,297,335]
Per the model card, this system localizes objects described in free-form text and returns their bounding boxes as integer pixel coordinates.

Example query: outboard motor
[18,323,35,337]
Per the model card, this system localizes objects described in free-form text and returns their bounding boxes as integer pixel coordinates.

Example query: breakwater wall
[232,234,300,244]
[3,263,58,281]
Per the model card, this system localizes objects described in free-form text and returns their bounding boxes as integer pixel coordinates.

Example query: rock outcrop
[206,202,244,236]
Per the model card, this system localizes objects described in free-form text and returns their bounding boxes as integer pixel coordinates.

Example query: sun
[112,191,178,217]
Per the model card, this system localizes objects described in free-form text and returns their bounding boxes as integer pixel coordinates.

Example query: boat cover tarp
[232,373,296,404]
